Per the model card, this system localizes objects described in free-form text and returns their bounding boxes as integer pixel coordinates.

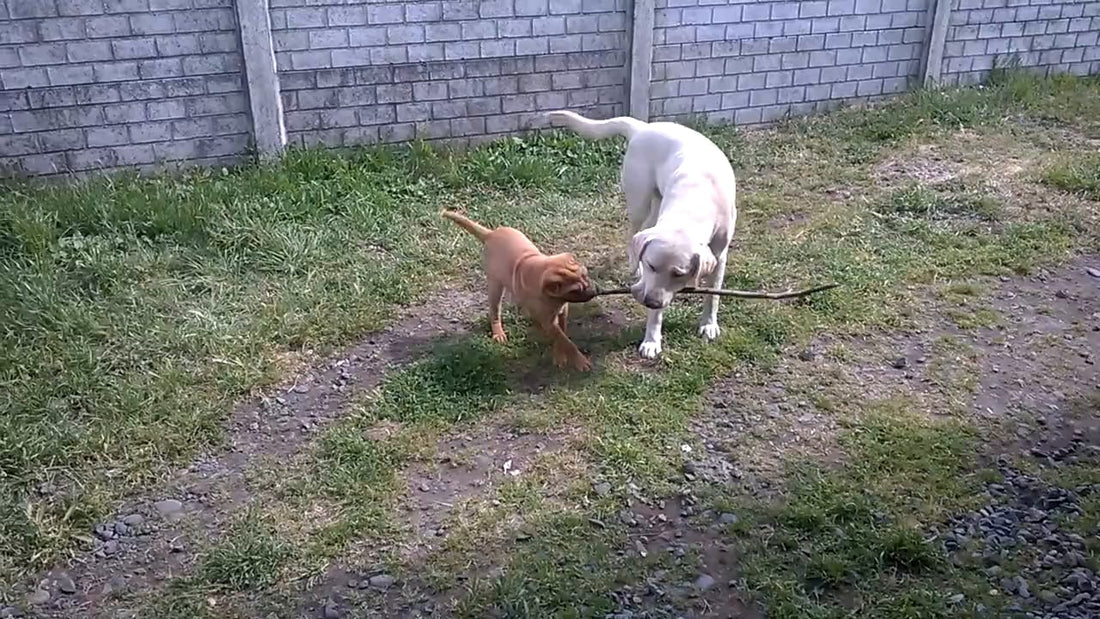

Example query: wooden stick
[593,283,839,299]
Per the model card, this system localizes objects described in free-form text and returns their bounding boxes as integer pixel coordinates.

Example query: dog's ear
[694,248,717,276]
[629,231,654,274]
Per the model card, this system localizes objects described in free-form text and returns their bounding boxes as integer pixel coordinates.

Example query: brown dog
[442,210,595,371]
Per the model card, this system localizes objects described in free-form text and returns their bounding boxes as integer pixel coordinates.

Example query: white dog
[547,110,737,359]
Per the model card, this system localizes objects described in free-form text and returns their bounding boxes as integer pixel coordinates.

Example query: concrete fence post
[922,0,955,87]
[628,0,655,121]
[235,0,286,160]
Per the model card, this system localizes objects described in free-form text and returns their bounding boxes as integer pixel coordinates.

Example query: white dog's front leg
[639,308,664,358]
[698,249,728,342]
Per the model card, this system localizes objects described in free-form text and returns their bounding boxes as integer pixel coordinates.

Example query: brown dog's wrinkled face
[541,254,595,303]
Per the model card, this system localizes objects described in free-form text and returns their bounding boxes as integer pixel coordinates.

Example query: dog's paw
[638,340,662,359]
[572,354,593,372]
[698,322,721,342]
[492,331,508,344]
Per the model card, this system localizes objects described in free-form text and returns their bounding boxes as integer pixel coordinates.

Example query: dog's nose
[643,297,663,310]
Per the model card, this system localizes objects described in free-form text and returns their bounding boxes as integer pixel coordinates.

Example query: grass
[2,71,1099,616]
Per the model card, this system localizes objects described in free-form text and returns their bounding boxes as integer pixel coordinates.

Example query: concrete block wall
[650,0,932,125]
[0,0,249,176]
[941,0,1100,86]
[270,0,630,147]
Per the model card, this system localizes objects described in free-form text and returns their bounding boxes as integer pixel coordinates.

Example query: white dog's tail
[546,110,646,140]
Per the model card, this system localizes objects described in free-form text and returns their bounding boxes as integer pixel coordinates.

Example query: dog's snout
[642,295,663,310]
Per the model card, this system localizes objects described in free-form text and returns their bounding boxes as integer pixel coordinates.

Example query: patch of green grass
[729,402,981,617]
[370,338,512,425]
[198,515,292,592]
[878,182,1002,222]
[1041,152,1100,201]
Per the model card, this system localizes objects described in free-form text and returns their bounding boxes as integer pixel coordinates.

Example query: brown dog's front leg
[556,304,569,334]
[488,279,507,343]
[541,317,591,372]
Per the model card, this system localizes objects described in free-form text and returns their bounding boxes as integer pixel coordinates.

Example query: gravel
[942,455,1099,618]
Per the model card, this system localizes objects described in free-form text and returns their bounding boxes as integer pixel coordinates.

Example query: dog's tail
[546,110,646,140]
[441,210,492,242]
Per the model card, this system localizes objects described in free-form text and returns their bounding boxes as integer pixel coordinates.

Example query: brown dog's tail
[441,210,492,242]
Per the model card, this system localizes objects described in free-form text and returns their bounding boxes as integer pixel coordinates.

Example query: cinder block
[793,67,821,85]
[827,0,856,16]
[370,46,407,64]
[47,65,95,86]
[480,0,514,18]
[86,125,130,147]
[328,6,367,26]
[742,3,770,21]
[777,85,807,103]
[826,32,854,48]
[755,21,784,38]
[720,90,749,109]
[765,70,794,88]
[110,143,155,165]
[854,0,882,13]
[797,34,826,50]
[103,101,147,123]
[39,17,88,41]
[358,105,396,125]
[74,84,121,104]
[155,34,202,56]
[516,0,550,17]
[466,96,502,115]
[39,128,89,152]
[806,83,832,100]
[379,122,413,142]
[388,24,426,44]
[830,81,857,97]
[712,5,740,22]
[691,94,720,113]
[26,87,76,109]
[734,107,763,125]
[20,44,68,66]
[528,17,564,38]
[310,29,349,49]
[368,4,404,24]
[1,68,50,88]
[749,89,779,107]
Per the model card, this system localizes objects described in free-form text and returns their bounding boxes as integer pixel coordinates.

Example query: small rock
[293,384,310,394]
[0,606,16,618]
[891,356,908,369]
[27,590,49,605]
[694,574,716,591]
[113,522,131,537]
[322,597,341,619]
[593,482,611,496]
[797,349,816,362]
[153,499,183,520]
[55,572,76,594]
[947,593,965,604]
[1015,576,1031,598]
[122,514,144,527]
[718,513,738,525]
[1038,590,1059,605]
[346,579,358,589]
[368,574,395,589]
[93,523,115,541]
[1086,267,1100,278]
[102,540,119,556]
[418,483,430,492]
